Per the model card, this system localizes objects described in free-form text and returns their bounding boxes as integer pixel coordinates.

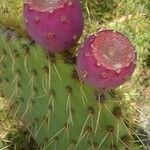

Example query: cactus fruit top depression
[23,0,84,52]
[77,29,137,89]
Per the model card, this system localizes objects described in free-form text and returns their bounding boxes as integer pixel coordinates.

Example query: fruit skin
[77,29,137,89]
[23,0,84,52]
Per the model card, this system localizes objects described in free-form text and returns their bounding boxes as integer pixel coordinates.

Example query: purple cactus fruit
[77,29,137,89]
[23,0,84,52]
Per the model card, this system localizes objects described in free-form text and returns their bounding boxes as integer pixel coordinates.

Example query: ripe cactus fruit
[23,0,84,52]
[77,29,137,89]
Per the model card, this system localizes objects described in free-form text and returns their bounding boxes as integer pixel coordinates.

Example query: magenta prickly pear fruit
[77,29,137,89]
[23,0,84,52]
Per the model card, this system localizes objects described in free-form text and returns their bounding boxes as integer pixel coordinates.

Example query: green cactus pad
[0,26,137,150]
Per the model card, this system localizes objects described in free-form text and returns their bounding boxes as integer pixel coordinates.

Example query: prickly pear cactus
[0,25,138,150]
[0,0,148,150]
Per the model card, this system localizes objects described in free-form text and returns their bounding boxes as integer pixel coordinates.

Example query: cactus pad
[0,26,137,149]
